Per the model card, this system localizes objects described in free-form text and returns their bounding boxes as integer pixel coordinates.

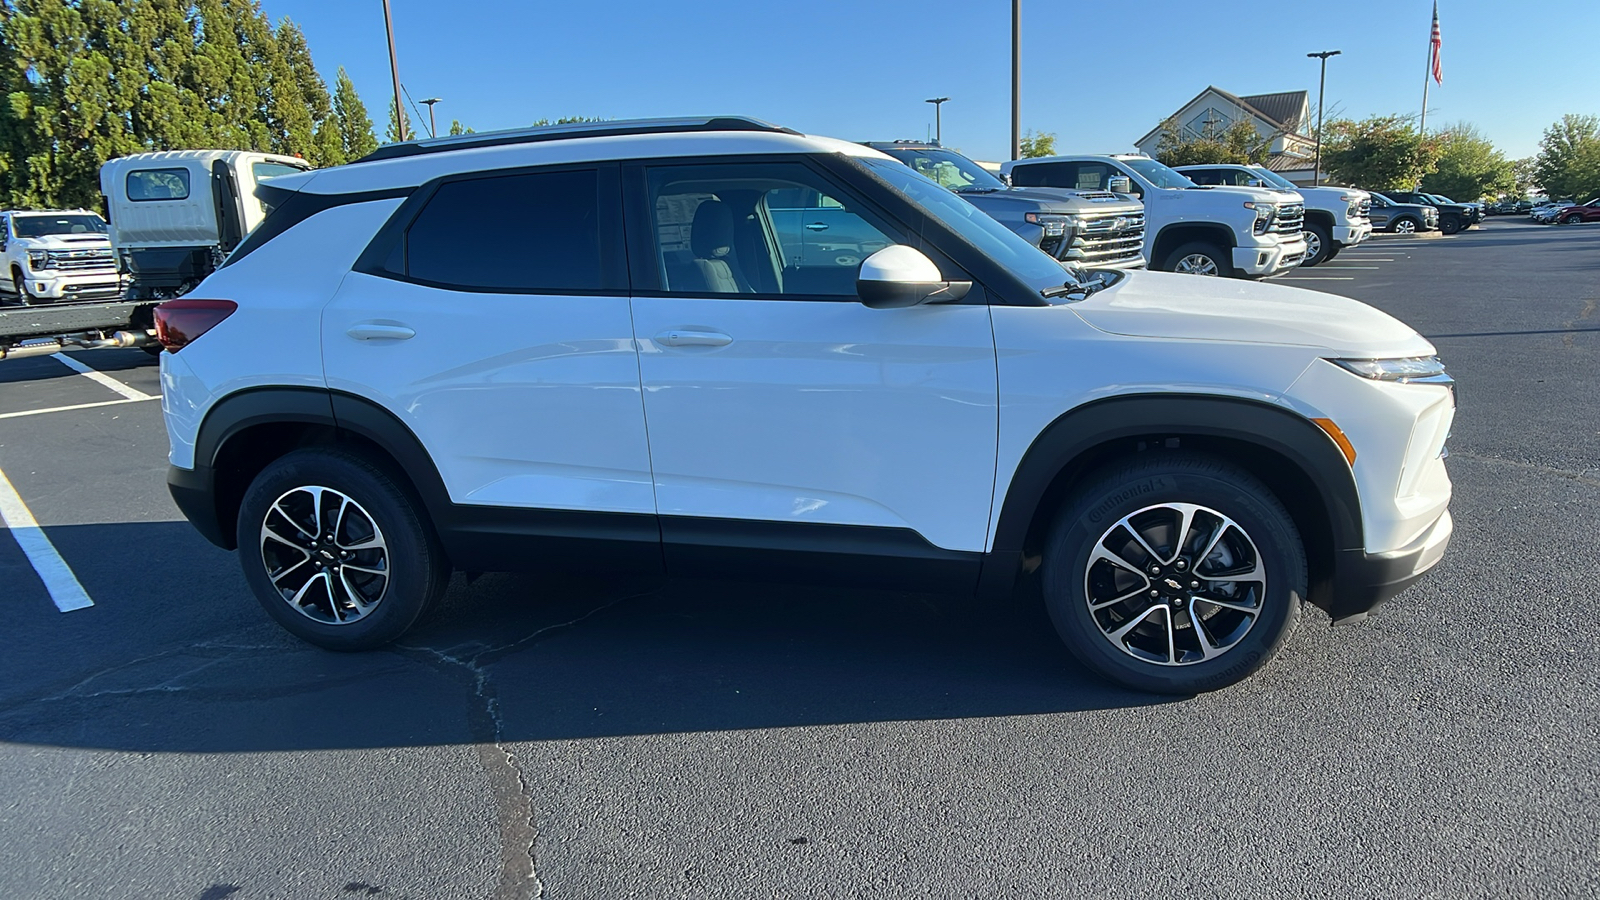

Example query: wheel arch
[1303,209,1336,230]
[1151,223,1237,267]
[982,394,1362,615]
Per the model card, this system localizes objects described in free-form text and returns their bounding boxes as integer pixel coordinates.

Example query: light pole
[420,97,442,138]
[925,97,949,145]
[382,0,407,142]
[1307,50,1341,186]
[1010,0,1020,160]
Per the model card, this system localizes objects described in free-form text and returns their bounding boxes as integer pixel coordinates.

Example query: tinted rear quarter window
[1011,162,1072,189]
[405,169,602,292]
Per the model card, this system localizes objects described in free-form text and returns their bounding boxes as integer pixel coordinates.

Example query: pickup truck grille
[1269,202,1304,235]
[46,248,116,271]
[1357,198,1371,218]
[1073,211,1146,265]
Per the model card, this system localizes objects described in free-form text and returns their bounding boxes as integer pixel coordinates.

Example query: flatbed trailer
[0,297,160,360]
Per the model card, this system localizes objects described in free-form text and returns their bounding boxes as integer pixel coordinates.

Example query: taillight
[153,299,238,352]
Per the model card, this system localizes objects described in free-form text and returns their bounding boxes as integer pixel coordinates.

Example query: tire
[12,271,37,306]
[236,447,449,650]
[141,344,164,358]
[1300,222,1332,267]
[1161,241,1230,277]
[1324,244,1342,262]
[1040,452,1306,694]
[1390,217,1419,234]
[1439,215,1462,235]
[1562,214,1582,225]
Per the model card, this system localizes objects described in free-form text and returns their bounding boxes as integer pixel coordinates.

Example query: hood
[1203,184,1302,203]
[13,233,112,249]
[962,185,1142,214]
[1298,185,1367,202]
[1069,270,1434,357]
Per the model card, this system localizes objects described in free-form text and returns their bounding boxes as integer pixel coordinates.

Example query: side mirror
[856,245,971,309]
[1107,175,1132,193]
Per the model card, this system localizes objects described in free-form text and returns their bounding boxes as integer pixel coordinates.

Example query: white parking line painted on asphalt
[0,464,94,612]
[50,353,155,401]
[0,396,156,421]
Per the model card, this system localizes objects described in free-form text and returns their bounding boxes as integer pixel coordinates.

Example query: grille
[1073,211,1146,264]
[1358,198,1372,218]
[1269,202,1304,235]
[46,248,116,272]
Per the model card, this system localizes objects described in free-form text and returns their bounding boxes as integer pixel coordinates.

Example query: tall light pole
[1307,50,1341,186]
[1010,0,1021,160]
[420,97,442,138]
[925,97,949,145]
[382,0,407,142]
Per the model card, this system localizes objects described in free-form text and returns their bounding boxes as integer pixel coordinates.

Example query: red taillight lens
[153,299,237,352]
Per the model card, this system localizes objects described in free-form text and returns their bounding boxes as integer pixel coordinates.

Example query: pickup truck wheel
[1439,216,1462,235]
[1300,222,1332,266]
[236,448,449,651]
[12,272,37,306]
[1040,453,1306,694]
[1324,244,1342,262]
[1390,217,1418,234]
[1163,242,1230,277]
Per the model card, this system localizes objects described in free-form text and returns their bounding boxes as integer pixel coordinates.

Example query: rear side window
[126,168,191,201]
[404,169,602,292]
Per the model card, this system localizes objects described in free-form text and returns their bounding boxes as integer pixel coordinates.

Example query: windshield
[857,156,1075,292]
[11,213,108,238]
[253,161,309,182]
[1369,192,1395,204]
[1426,193,1456,204]
[1121,157,1197,190]
[882,148,1007,193]
[1247,166,1300,190]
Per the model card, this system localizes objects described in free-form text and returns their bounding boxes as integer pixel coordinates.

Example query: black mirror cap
[856,278,972,309]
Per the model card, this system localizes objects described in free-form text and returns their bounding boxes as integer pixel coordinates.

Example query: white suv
[158,117,1455,694]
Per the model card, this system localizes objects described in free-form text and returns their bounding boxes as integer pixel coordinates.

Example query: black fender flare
[1151,222,1238,264]
[978,394,1363,602]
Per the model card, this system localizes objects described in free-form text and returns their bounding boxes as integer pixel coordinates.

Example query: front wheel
[1391,217,1418,234]
[12,272,37,306]
[1162,241,1231,277]
[1300,222,1332,266]
[1439,216,1462,235]
[1562,214,1583,225]
[1041,453,1306,694]
[236,448,450,650]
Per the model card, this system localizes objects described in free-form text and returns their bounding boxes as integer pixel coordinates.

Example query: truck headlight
[1244,202,1276,234]
[1329,356,1448,382]
[1024,212,1070,237]
[27,250,51,270]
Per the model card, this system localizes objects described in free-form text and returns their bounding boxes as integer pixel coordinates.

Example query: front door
[624,159,999,565]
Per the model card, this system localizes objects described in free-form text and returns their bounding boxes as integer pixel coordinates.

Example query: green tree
[1018,129,1055,158]
[384,98,411,143]
[1319,115,1441,191]
[332,67,378,160]
[1421,123,1516,202]
[1153,117,1272,167]
[1533,114,1600,201]
[1512,156,1539,197]
[447,119,473,136]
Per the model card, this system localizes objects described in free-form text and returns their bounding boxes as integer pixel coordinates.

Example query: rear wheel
[1300,222,1332,266]
[1162,241,1230,277]
[1391,217,1419,234]
[236,448,449,650]
[1040,453,1306,694]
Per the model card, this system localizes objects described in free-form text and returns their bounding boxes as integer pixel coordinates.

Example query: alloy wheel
[1394,220,1417,234]
[1083,502,1266,666]
[1300,231,1322,265]
[259,485,390,624]
[1174,254,1220,276]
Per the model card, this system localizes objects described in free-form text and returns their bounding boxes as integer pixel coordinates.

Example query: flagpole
[1419,6,1432,136]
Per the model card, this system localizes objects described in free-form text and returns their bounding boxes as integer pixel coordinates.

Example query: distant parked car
[1384,191,1474,235]
[1555,198,1600,224]
[1366,192,1439,233]
[1531,201,1575,224]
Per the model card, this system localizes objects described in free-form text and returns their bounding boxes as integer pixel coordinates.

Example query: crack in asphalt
[0,634,285,715]
[393,590,649,900]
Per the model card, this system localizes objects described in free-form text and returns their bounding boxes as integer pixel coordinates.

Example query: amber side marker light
[153,299,237,352]
[1311,417,1357,466]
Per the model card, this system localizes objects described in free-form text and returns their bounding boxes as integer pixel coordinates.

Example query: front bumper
[21,270,124,301]
[1328,509,1453,624]
[1234,235,1307,276]
[1333,221,1372,246]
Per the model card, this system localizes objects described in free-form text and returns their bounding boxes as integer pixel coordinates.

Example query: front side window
[645,162,897,297]
[10,213,108,237]
[1247,167,1299,190]
[1119,158,1196,190]
[402,168,604,292]
[126,168,191,201]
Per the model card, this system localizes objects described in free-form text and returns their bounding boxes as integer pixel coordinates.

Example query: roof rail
[355,116,800,163]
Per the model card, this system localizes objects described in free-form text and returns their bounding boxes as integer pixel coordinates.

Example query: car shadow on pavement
[0,522,1172,755]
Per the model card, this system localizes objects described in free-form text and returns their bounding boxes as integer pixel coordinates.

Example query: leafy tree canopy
[1533,113,1600,202]
[1421,122,1516,202]
[1319,115,1441,191]
[1018,129,1055,159]
[1153,117,1272,167]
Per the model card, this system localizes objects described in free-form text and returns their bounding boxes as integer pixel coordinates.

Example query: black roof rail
[354,116,800,163]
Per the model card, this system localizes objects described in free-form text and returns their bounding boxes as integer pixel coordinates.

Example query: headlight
[1024,212,1070,237]
[1244,202,1276,234]
[27,250,51,270]
[1329,356,1448,382]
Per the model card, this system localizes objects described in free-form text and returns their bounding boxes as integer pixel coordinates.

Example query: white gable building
[1134,87,1322,185]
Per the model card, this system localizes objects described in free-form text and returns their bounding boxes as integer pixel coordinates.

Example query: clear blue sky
[264,0,1598,162]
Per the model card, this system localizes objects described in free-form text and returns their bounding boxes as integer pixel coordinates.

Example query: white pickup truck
[1175,164,1371,267]
[0,209,121,305]
[1001,154,1306,279]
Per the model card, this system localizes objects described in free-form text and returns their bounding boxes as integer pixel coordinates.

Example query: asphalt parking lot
[2,218,1597,899]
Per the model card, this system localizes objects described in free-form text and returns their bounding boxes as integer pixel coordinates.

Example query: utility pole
[382,0,407,142]
[1306,50,1340,186]
[420,97,442,138]
[925,97,949,145]
[1010,0,1021,160]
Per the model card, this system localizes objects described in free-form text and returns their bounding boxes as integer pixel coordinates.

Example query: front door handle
[656,329,732,348]
[804,222,829,232]
[346,322,415,341]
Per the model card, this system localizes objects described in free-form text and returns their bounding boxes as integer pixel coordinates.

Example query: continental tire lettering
[1084,476,1174,525]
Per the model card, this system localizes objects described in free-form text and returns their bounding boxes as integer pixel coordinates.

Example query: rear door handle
[346,322,415,341]
[804,222,829,232]
[655,329,732,348]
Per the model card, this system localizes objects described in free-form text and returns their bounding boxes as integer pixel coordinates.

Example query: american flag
[1430,1,1443,84]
